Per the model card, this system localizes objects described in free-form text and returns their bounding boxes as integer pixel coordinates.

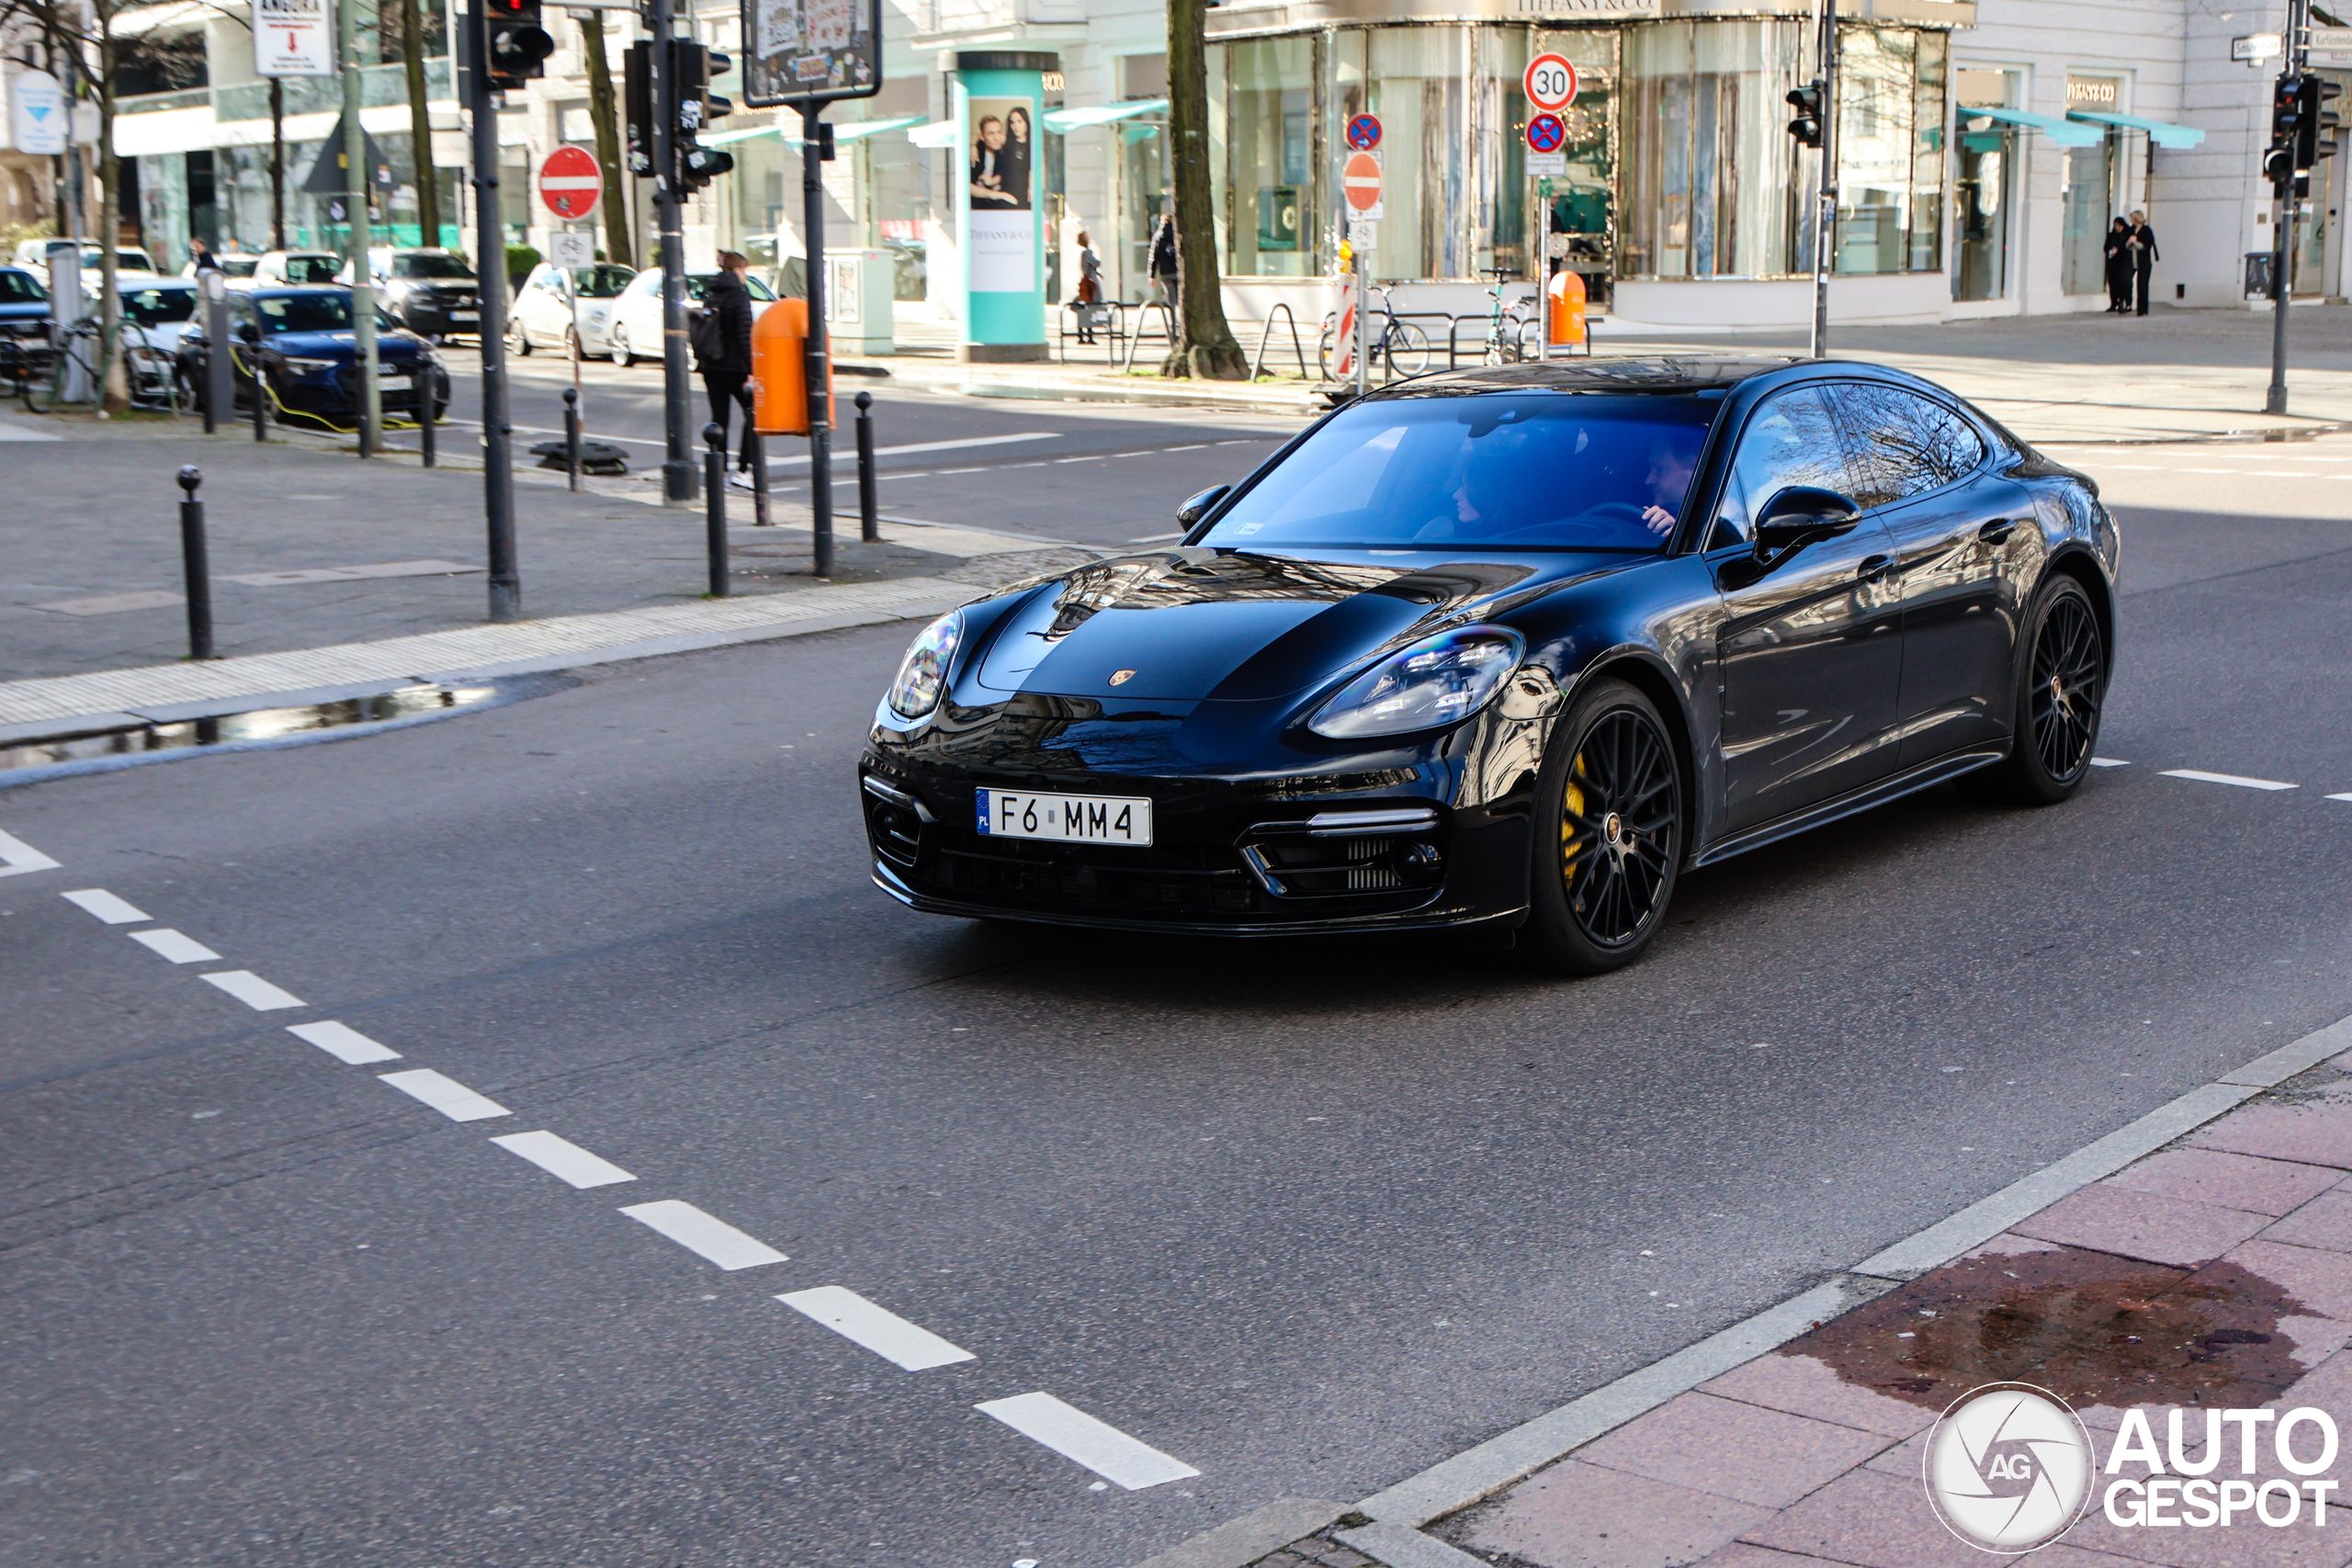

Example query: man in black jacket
[695,250,758,486]
[2127,209,2159,316]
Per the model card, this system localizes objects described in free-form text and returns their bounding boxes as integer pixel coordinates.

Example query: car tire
[507,318,531,356]
[609,323,634,367]
[1520,677,1684,976]
[1962,573,2106,807]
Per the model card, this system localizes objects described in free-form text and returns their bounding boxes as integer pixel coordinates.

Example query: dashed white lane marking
[0,829,61,877]
[2330,793,2352,804]
[378,1067,510,1122]
[61,887,146,922]
[491,1130,636,1189]
[199,970,307,1010]
[2090,757,2130,768]
[130,928,221,964]
[618,1200,787,1270]
[287,1020,401,1064]
[2162,769,2298,792]
[765,431,1057,468]
[778,1286,977,1371]
[976,1392,1201,1491]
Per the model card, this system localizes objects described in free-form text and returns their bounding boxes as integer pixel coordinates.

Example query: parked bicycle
[1319,283,1432,382]
[1479,269,1543,366]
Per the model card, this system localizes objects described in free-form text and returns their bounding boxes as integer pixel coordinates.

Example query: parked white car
[603,266,777,367]
[180,254,261,279]
[507,262,639,357]
[95,277,201,403]
[243,250,343,288]
[8,242,159,276]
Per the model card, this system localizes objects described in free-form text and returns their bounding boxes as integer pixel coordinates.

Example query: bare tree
[579,13,630,266]
[1161,0,1244,379]
[398,0,439,246]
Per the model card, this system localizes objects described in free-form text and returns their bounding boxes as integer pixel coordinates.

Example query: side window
[1836,384,1986,506]
[1707,386,1864,549]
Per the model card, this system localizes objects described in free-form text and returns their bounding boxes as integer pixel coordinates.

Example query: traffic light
[624,41,654,175]
[1785,82,1825,149]
[2267,73,2302,190]
[672,41,735,192]
[483,0,553,89]
[2297,74,2343,169]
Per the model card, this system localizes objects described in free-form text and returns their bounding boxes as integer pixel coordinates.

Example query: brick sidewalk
[1270,1057,2352,1568]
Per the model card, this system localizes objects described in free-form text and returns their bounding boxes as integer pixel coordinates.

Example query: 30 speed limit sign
[1524,52,1577,111]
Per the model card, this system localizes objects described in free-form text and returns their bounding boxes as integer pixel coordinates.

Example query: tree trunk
[94,28,128,415]
[399,0,440,247]
[269,76,287,249]
[580,16,632,267]
[1161,0,1246,379]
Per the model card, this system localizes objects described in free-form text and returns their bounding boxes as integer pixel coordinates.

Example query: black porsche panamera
[858,357,2118,972]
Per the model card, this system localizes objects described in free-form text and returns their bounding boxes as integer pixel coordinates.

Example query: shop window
[2060,136,2115,296]
[1227,37,1318,278]
[1952,123,2013,301]
[1622,20,1807,279]
[1329,28,1473,282]
[1833,26,1943,276]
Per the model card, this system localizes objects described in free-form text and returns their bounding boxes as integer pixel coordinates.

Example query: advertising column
[954,51,1055,362]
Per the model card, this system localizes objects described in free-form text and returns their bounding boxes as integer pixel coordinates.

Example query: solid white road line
[766,432,1058,468]
[618,1200,787,1270]
[491,1130,636,1189]
[2161,768,2298,792]
[198,970,307,1010]
[377,1067,510,1122]
[2089,757,2130,768]
[975,1392,1200,1491]
[286,1020,401,1064]
[130,928,221,964]
[777,1286,977,1371]
[0,829,61,877]
[61,887,147,922]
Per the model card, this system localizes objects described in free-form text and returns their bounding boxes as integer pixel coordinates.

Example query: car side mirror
[1753,485,1859,558]
[1177,484,1229,529]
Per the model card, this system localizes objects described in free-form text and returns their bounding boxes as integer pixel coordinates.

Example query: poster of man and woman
[966,97,1037,293]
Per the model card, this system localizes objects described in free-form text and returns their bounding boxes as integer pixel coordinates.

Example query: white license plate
[449,311,478,321]
[977,788,1153,846]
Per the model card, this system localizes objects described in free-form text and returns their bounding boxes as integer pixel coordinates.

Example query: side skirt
[1690,746,2008,869]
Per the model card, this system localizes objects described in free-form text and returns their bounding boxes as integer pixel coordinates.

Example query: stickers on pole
[1524,52,1577,111]
[537,145,604,221]
[1343,150,1383,221]
[253,0,334,77]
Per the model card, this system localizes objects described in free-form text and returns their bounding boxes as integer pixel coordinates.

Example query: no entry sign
[537,145,604,221]
[1342,150,1384,219]
[1524,52,1577,111]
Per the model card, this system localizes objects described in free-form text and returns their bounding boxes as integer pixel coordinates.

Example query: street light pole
[338,0,382,456]
[1809,0,1838,359]
[802,107,834,577]
[652,0,695,502]
[2267,0,2310,415]
[468,0,521,620]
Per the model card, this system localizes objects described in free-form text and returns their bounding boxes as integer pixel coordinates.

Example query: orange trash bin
[1547,269,1588,349]
[752,299,836,434]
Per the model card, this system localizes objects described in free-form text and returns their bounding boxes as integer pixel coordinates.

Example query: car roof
[1366,357,1803,399]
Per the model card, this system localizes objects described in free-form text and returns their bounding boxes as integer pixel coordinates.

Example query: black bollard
[249,348,266,444]
[854,390,879,543]
[749,426,772,527]
[704,422,729,597]
[562,386,582,493]
[176,466,215,660]
[416,362,437,468]
[199,347,216,434]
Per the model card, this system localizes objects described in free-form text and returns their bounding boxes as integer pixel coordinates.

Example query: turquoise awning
[1959,106,2103,148]
[1042,98,1168,133]
[2068,109,2206,149]
[701,114,927,149]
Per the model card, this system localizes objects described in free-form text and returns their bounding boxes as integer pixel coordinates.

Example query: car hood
[972,547,1641,705]
[267,329,424,358]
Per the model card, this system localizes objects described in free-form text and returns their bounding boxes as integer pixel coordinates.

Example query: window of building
[1621,20,1807,279]
[1833,26,1945,276]
[1952,70,2016,302]
[1227,36,1318,278]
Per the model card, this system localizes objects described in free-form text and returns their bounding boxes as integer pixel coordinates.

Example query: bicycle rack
[1251,302,1309,381]
[1122,300,1179,373]
[1057,299,1128,363]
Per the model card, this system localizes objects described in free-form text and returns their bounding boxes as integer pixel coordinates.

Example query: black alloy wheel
[1967,574,2106,806]
[1522,678,1683,975]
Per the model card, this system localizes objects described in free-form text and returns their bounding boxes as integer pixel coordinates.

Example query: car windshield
[281,255,341,283]
[119,287,196,325]
[1200,393,1722,553]
[682,273,777,301]
[0,270,44,302]
[392,253,473,279]
[84,249,153,271]
[254,293,391,333]
[564,265,635,298]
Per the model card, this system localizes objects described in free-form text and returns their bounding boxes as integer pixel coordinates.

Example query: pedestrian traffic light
[1785,82,1825,148]
[672,41,736,193]
[482,0,553,89]
[624,40,653,175]
[2297,74,2343,168]
[2268,73,2303,189]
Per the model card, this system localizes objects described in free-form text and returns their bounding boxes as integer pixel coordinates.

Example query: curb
[1135,1006,2352,1568]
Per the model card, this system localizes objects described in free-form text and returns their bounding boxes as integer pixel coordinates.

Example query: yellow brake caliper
[1562,757,1587,906]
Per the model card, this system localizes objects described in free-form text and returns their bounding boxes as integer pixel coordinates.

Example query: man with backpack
[693,251,759,488]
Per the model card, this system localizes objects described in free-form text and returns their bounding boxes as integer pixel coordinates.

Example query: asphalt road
[4,438,2350,1567]
[433,346,1307,551]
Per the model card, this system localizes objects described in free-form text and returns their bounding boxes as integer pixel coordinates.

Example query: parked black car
[859,357,2120,973]
[375,249,481,342]
[0,265,52,393]
[176,287,448,427]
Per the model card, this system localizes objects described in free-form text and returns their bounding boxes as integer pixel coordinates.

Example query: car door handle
[1856,554,1894,580]
[1977,518,2018,545]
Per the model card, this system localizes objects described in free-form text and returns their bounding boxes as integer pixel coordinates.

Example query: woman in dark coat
[1000,106,1034,212]
[696,250,759,483]
[2103,218,2133,313]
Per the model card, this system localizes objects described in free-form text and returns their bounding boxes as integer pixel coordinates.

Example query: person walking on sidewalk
[1148,213,1180,311]
[1073,229,1103,344]
[189,237,221,275]
[2127,209,2160,315]
[2103,218,2133,312]
[695,250,759,489]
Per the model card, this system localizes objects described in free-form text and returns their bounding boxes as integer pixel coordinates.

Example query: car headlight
[887,611,963,719]
[1307,626,1524,739]
[284,355,337,373]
